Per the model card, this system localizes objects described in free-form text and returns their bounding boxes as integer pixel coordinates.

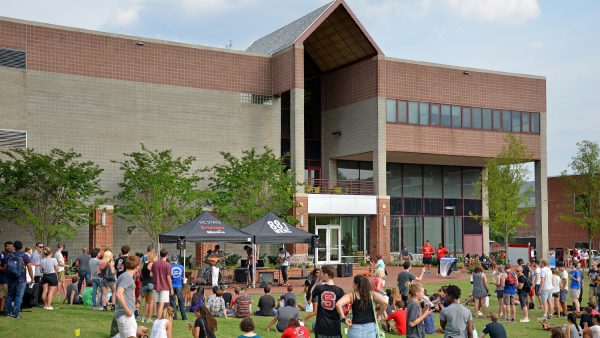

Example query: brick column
[195,243,217,266]
[89,205,114,251]
[290,193,309,255]
[369,197,391,262]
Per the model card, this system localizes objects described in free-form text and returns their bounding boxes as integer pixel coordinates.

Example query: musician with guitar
[206,246,230,287]
[277,247,292,286]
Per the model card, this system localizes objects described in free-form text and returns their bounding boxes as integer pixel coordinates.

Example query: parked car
[590,249,600,263]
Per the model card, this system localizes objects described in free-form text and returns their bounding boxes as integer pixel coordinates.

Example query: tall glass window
[398,101,407,123]
[531,113,540,133]
[386,163,402,197]
[403,217,423,254]
[512,111,521,132]
[403,165,422,198]
[441,105,451,127]
[424,217,443,247]
[483,108,492,130]
[419,102,430,126]
[493,110,502,131]
[391,217,401,252]
[386,99,396,123]
[444,166,462,199]
[522,112,530,133]
[462,107,471,128]
[444,217,463,254]
[502,110,512,132]
[472,108,482,129]
[451,106,462,128]
[423,165,442,197]
[337,160,359,180]
[408,101,419,125]
[431,104,440,126]
[462,168,481,199]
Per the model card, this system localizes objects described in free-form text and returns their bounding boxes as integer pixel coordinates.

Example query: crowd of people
[3,238,600,338]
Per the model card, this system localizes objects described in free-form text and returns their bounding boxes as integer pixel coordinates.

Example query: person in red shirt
[422,240,434,275]
[280,318,310,338]
[436,243,449,275]
[384,300,407,334]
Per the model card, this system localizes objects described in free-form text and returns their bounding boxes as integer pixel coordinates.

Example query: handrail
[305,178,375,195]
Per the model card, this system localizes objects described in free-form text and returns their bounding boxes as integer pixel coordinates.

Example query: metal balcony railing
[305,178,375,195]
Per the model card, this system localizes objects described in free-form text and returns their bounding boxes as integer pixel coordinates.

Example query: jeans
[78,271,91,292]
[5,282,26,317]
[91,279,101,307]
[281,266,288,283]
[348,322,377,338]
[169,287,187,320]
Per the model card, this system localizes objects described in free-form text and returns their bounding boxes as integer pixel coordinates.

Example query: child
[150,306,174,338]
[188,305,217,338]
[66,275,82,304]
[281,318,310,338]
[238,317,261,338]
[384,300,407,334]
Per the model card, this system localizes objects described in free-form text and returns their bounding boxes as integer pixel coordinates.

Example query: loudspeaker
[176,238,186,250]
[310,236,319,252]
[234,268,248,283]
[240,259,248,268]
[257,259,265,268]
[337,264,352,277]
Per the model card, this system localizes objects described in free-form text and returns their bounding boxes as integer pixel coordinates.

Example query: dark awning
[241,212,315,244]
[159,211,252,244]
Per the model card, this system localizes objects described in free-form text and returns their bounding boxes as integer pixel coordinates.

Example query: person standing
[502,264,517,322]
[31,242,43,306]
[422,240,434,275]
[115,245,130,279]
[406,282,433,338]
[471,264,488,318]
[436,244,448,275]
[439,285,473,338]
[397,261,424,306]
[515,266,531,322]
[570,262,583,314]
[89,248,102,310]
[40,247,63,310]
[100,250,117,311]
[151,249,173,319]
[75,247,92,294]
[2,240,33,319]
[244,246,255,286]
[115,255,141,338]
[304,265,345,338]
[589,262,600,306]
[539,259,554,320]
[169,256,187,321]
[559,263,569,316]
[0,241,14,315]
[54,243,66,299]
[277,247,291,287]
[490,265,505,319]
[300,268,320,312]
[140,251,156,322]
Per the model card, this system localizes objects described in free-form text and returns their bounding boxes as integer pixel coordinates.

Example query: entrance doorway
[315,225,341,264]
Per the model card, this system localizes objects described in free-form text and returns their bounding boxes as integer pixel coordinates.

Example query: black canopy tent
[241,212,316,287]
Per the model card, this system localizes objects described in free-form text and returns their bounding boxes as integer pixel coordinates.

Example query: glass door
[315,225,342,264]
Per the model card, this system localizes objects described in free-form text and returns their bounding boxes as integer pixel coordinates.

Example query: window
[431,104,440,126]
[0,129,27,149]
[451,106,462,128]
[425,218,443,248]
[512,111,521,133]
[337,160,373,181]
[444,217,463,253]
[391,217,401,252]
[403,217,423,254]
[531,113,540,134]
[386,99,397,123]
[408,101,419,125]
[403,164,422,198]
[472,108,482,129]
[462,168,481,199]
[493,110,502,131]
[240,93,273,105]
[423,165,442,198]
[386,163,402,197]
[462,107,471,128]
[444,166,461,198]
[482,108,492,130]
[522,112,530,133]
[419,102,430,126]
[398,101,407,123]
[502,110,512,132]
[441,105,451,127]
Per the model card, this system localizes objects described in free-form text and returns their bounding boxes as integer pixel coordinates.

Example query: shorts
[423,257,433,265]
[495,290,504,299]
[518,292,528,308]
[116,314,137,338]
[552,292,560,298]
[57,271,66,282]
[101,279,115,288]
[534,284,540,295]
[153,290,170,303]
[502,293,515,305]
[305,301,313,313]
[540,290,553,302]
[570,289,581,299]
[0,284,7,298]
[560,290,568,303]
[41,273,59,287]
[141,283,153,296]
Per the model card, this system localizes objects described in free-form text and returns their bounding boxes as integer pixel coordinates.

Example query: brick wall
[272,47,294,94]
[321,57,378,111]
[369,197,391,261]
[89,207,114,250]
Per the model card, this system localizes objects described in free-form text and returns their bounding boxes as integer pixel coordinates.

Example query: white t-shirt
[55,251,65,273]
[560,270,569,290]
[541,266,553,291]
[278,251,290,267]
[589,325,600,338]
[551,274,561,293]
[535,267,541,285]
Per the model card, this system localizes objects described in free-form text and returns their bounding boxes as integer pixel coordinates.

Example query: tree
[113,145,204,243]
[204,147,298,227]
[475,134,533,251]
[560,140,600,250]
[0,148,105,245]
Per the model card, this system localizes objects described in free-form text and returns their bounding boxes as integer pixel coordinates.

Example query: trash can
[337,264,352,277]
[440,257,456,277]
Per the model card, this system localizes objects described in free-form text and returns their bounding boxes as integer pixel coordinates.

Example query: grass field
[0,278,584,338]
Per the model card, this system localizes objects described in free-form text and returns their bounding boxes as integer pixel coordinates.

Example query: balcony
[305,179,374,195]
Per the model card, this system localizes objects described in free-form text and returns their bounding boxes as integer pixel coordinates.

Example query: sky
[1,0,599,176]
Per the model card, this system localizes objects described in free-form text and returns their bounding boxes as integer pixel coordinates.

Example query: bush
[226,254,241,267]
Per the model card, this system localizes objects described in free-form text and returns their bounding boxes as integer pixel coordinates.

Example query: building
[0,0,548,263]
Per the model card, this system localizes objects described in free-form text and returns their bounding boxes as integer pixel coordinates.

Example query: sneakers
[44,306,55,310]
[477,311,484,317]
[520,318,530,323]
[538,316,547,321]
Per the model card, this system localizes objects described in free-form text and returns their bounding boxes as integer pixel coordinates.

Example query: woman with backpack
[99,250,116,311]
[40,247,64,310]
[503,264,518,322]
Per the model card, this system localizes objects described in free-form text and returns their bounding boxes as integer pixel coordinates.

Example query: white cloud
[349,0,433,20]
[443,0,540,25]
[111,0,142,27]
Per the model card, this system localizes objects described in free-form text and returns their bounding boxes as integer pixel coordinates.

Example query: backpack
[521,274,532,292]
[6,253,25,280]
[506,271,517,285]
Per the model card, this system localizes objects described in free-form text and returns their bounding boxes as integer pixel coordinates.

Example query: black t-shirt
[581,313,593,329]
[312,284,345,336]
[194,317,216,338]
[304,275,318,301]
[517,275,529,295]
[222,292,233,307]
[482,321,507,338]
[115,256,127,278]
[258,294,276,316]
[522,264,530,279]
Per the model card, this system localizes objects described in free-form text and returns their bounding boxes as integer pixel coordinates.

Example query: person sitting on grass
[256,286,276,316]
[206,287,230,318]
[266,298,300,333]
[150,306,174,338]
[281,318,310,338]
[233,285,252,318]
[481,312,506,338]
[238,317,261,338]
[582,314,600,338]
[541,312,582,337]
[66,275,82,304]
[383,300,407,335]
[188,305,217,338]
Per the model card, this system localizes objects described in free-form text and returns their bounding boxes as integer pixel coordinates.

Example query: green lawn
[0,278,582,337]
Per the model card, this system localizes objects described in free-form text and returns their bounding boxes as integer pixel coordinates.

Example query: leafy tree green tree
[560,140,600,250]
[475,134,533,251]
[114,145,204,243]
[0,148,105,245]
[204,147,298,227]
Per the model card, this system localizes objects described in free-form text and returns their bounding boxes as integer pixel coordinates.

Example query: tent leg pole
[183,248,186,284]
[253,243,256,289]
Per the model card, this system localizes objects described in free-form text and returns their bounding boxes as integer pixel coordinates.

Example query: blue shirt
[170,263,184,288]
[2,251,31,284]
[503,273,517,295]
[570,269,582,289]
[0,251,8,284]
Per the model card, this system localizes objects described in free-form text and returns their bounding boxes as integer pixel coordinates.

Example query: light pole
[445,206,457,257]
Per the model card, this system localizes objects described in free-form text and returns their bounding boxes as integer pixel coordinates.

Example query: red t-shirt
[387,309,407,334]
[150,259,172,291]
[281,325,310,338]
[422,245,434,258]
[436,247,448,260]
